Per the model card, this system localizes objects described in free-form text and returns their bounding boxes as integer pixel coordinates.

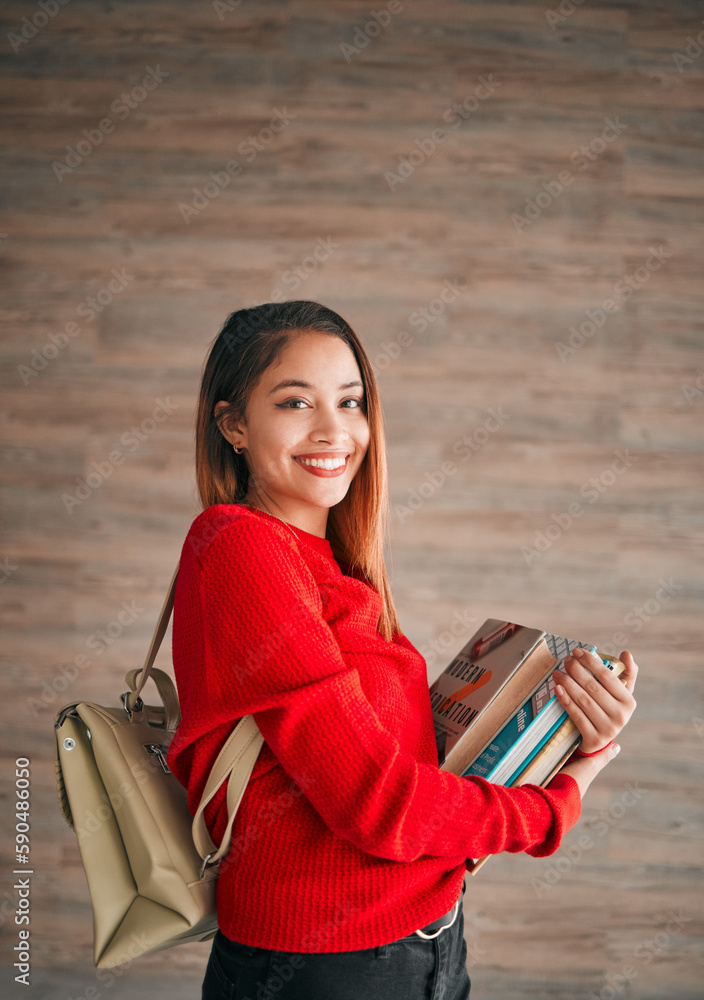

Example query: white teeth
[295,456,347,470]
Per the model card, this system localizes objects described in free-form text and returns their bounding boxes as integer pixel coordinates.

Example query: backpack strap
[124,561,266,870]
[191,716,265,871]
[124,563,180,714]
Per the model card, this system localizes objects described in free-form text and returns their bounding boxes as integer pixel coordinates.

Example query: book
[464,659,624,876]
[429,620,559,777]
[463,640,607,786]
[509,653,626,789]
[429,619,626,875]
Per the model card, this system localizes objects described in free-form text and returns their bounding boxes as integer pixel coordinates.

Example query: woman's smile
[293,452,350,475]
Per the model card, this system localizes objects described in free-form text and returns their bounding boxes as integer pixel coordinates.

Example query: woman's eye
[276,397,365,410]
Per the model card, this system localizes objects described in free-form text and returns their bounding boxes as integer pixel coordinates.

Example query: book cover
[429,620,550,771]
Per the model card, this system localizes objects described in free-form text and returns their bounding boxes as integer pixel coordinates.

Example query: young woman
[166,300,638,1000]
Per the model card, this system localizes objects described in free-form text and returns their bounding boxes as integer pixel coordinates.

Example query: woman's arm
[189,517,616,864]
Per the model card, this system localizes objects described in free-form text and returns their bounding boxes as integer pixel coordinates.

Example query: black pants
[202,881,470,1000]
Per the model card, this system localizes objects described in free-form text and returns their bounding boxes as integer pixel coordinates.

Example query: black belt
[414,891,462,940]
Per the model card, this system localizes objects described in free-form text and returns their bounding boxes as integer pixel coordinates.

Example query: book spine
[504,713,567,785]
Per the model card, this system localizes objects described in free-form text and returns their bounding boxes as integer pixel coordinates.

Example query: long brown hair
[195,300,401,640]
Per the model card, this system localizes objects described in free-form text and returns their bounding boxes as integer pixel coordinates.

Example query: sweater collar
[235,503,336,560]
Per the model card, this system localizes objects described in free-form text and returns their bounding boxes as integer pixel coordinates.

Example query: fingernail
[611,743,621,756]
[573,648,584,658]
[556,684,565,697]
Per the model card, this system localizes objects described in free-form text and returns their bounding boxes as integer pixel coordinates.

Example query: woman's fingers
[571,649,634,703]
[618,649,639,694]
[554,654,615,726]
[554,674,603,748]
[559,650,636,716]
[553,647,638,753]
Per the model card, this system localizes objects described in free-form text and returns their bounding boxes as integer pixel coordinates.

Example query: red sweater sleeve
[194,518,581,864]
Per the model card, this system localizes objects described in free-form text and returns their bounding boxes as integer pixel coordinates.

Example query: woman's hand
[555,648,638,798]
[555,648,638,753]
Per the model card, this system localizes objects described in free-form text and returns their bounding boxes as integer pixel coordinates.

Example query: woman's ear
[214,400,241,446]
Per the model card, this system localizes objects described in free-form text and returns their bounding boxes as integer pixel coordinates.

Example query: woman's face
[216,330,370,530]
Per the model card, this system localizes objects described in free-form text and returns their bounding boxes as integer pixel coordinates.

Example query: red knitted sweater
[167,503,582,952]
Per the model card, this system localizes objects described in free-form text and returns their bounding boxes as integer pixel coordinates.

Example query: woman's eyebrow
[267,379,363,395]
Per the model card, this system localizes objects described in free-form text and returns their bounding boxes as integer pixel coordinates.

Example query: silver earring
[233,444,243,454]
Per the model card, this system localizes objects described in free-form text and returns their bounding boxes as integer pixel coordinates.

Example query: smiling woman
[167,299,636,1000]
[214,331,370,538]
[196,300,401,638]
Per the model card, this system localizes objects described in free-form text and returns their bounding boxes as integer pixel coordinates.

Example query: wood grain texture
[1,0,702,996]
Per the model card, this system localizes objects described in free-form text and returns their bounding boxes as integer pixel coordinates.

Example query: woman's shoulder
[183,503,295,563]
[180,505,322,607]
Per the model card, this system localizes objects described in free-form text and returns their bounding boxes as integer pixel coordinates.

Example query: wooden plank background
[1,0,702,996]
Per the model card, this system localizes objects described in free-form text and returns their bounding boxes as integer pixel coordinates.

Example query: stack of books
[429,620,625,874]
